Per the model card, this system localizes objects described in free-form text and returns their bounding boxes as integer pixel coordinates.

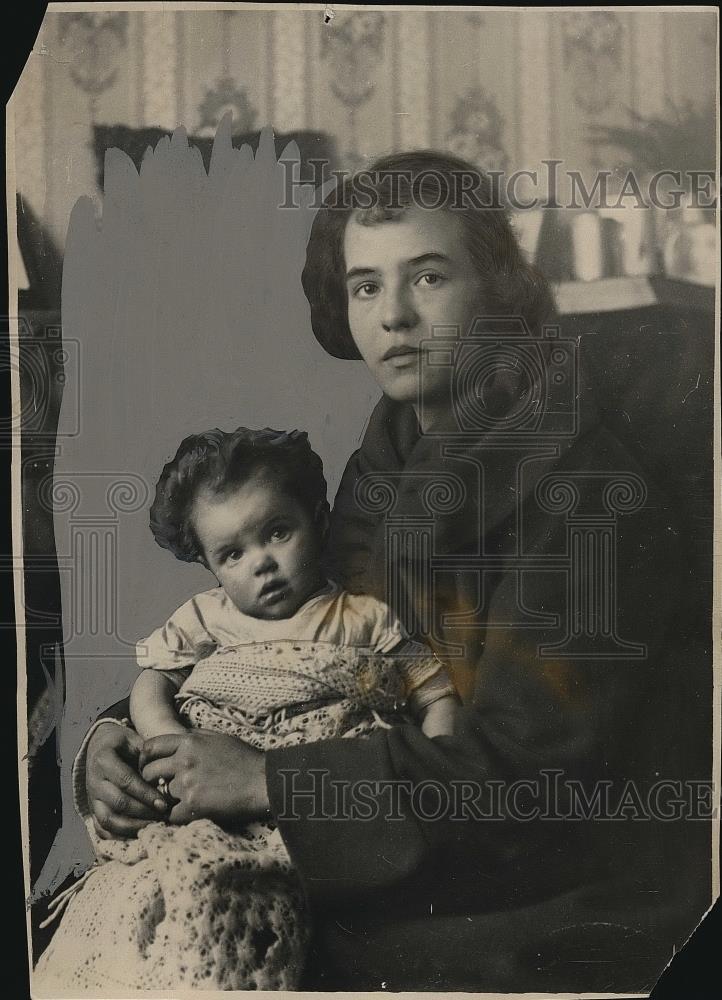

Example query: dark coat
[266,383,712,993]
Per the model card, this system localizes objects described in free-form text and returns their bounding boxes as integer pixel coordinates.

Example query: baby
[37,426,459,994]
[130,425,459,743]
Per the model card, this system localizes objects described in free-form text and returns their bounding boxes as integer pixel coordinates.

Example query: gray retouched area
[34,117,379,897]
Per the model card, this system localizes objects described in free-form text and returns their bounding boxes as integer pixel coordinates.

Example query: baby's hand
[420,694,461,738]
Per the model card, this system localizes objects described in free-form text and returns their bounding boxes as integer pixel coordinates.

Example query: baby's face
[191,471,325,620]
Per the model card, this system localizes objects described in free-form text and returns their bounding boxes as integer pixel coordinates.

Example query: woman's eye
[353,282,379,299]
[226,549,243,562]
[417,272,444,288]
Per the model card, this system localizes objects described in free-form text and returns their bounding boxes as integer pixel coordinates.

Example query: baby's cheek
[221,572,243,597]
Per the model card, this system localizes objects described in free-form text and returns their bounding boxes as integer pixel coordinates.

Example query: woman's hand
[85,723,168,839]
[139,730,270,828]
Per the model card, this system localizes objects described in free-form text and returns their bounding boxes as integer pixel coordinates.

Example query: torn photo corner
[8,3,719,998]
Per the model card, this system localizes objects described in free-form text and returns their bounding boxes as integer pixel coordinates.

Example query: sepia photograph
[7,3,719,996]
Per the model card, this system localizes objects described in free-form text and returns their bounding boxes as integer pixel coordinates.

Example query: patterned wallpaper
[11,7,718,247]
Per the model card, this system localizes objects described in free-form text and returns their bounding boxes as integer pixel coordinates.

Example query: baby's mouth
[259,579,288,602]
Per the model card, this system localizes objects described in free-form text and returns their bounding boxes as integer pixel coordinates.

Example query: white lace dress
[34,639,441,994]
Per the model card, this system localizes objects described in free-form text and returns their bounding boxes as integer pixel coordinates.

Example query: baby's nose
[254,551,277,575]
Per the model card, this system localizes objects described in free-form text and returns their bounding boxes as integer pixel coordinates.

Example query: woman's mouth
[382,345,421,366]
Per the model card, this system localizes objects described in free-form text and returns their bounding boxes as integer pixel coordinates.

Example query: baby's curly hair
[150,427,328,564]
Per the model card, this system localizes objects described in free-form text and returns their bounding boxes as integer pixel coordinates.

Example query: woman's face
[343,206,483,422]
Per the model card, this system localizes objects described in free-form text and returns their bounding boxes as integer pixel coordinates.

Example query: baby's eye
[353,281,380,300]
[269,525,291,542]
[416,272,444,288]
[225,549,243,562]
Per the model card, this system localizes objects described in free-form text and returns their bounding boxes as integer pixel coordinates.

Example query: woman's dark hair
[301,150,556,359]
[150,427,328,564]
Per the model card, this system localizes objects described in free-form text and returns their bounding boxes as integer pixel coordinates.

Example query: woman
[77,152,696,991]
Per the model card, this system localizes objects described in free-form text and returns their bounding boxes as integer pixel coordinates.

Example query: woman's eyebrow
[345,265,378,281]
[407,252,451,266]
[346,253,451,282]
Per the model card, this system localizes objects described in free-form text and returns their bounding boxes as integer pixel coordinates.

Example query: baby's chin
[232,576,326,620]
[240,600,302,621]
[252,603,303,621]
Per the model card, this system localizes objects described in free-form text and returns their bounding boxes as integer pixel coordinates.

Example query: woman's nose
[381,284,417,332]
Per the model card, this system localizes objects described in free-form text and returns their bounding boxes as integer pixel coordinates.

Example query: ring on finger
[156,777,173,803]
